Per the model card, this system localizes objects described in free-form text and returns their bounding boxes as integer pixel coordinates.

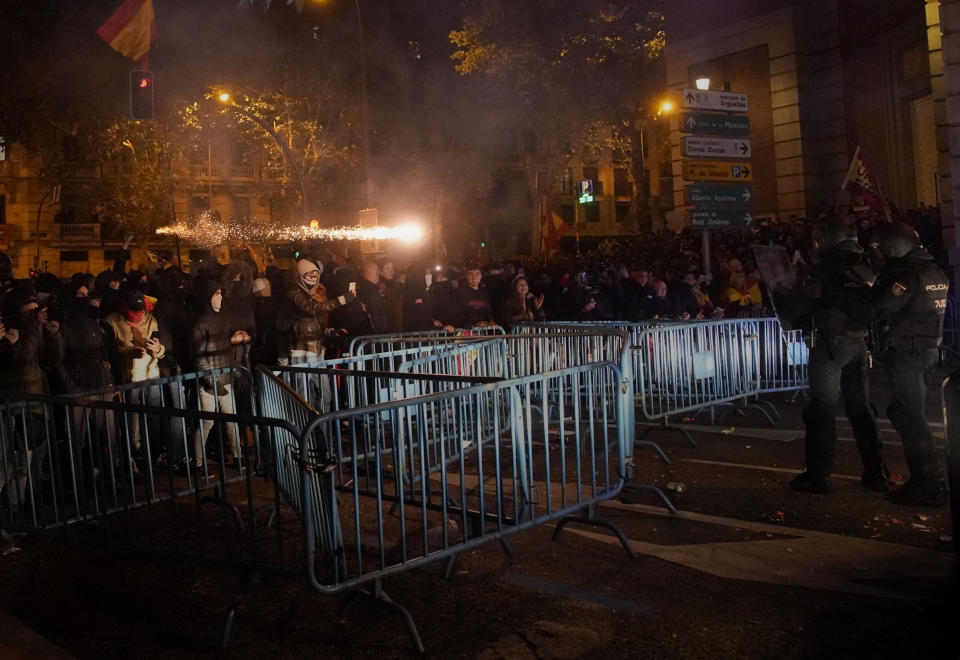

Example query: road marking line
[678,458,860,480]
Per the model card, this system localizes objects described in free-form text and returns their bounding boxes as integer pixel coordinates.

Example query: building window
[614,168,631,197]
[104,248,126,263]
[60,250,88,262]
[560,204,575,224]
[189,249,212,262]
[0,194,5,224]
[584,202,600,223]
[191,196,210,216]
[615,202,631,224]
[232,196,250,219]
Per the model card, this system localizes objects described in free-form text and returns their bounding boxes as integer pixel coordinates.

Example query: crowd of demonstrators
[0,203,946,500]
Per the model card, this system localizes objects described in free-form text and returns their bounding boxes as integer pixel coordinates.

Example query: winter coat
[103,311,165,383]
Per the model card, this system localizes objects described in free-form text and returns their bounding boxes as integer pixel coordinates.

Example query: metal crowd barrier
[349,325,505,356]
[756,317,809,396]
[0,377,306,648]
[634,319,766,444]
[254,360,635,652]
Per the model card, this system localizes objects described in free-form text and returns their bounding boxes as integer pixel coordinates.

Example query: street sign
[690,209,754,228]
[681,88,749,112]
[683,136,751,159]
[682,160,752,182]
[681,113,750,137]
[685,183,753,206]
[578,179,593,195]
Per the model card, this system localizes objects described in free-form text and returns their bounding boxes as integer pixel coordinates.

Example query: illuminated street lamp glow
[658,100,674,116]
[217,92,230,102]
[695,78,710,90]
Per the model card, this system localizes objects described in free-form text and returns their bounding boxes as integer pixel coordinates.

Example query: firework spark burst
[156,214,424,247]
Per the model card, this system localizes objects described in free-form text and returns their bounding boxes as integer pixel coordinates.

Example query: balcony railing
[54,223,101,242]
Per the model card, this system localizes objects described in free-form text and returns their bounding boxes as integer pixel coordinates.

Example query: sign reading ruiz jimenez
[682,137,751,159]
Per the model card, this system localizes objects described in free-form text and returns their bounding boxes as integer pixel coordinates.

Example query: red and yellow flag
[841,146,891,220]
[97,0,155,67]
[539,195,568,254]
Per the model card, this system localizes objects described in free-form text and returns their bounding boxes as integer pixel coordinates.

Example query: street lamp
[695,78,711,91]
[216,92,310,222]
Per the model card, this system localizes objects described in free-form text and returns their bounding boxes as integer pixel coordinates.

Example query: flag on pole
[841,146,892,220]
[97,0,155,68]
[539,195,568,254]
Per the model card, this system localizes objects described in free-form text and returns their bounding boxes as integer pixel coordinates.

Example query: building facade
[663,0,943,240]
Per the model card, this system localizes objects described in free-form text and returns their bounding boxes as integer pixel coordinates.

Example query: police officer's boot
[851,413,888,492]
[889,440,947,506]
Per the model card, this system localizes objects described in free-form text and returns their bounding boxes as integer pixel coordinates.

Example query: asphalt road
[0,363,956,659]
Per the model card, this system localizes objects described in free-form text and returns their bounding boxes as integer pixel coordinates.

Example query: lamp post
[216,93,310,221]
[635,100,674,233]
[354,0,373,209]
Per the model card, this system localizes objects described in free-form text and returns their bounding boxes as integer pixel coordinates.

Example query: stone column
[937,0,960,277]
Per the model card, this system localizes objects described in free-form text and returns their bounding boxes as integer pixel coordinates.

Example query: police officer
[863,222,948,505]
[784,223,886,494]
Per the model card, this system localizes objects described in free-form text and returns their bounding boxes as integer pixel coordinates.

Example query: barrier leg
[220,569,262,651]
[552,503,638,559]
[339,579,426,654]
[639,417,697,448]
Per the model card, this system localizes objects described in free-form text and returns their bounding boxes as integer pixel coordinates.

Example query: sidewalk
[0,607,73,660]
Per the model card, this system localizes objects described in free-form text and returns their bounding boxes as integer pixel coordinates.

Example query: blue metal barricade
[254,360,635,652]
[348,326,505,356]
[757,317,809,394]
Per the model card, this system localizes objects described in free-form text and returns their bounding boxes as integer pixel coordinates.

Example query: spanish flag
[539,195,568,254]
[97,0,155,67]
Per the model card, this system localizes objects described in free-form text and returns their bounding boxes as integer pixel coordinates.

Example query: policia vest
[878,248,948,349]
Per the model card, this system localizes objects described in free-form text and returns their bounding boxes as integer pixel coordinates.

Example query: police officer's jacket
[795,248,874,341]
[870,247,948,349]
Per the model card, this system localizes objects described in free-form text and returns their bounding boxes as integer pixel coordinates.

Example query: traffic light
[129,70,154,120]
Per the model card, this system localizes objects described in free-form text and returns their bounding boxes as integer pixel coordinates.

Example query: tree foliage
[450,0,665,232]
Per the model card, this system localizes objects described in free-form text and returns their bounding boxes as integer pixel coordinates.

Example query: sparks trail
[155,213,424,246]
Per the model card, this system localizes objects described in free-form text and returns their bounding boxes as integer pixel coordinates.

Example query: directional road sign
[681,89,749,112]
[683,160,752,182]
[685,183,753,206]
[681,113,750,137]
[690,209,754,228]
[683,136,751,159]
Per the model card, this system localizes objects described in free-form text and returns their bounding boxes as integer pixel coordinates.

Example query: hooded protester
[220,260,256,369]
[285,258,355,362]
[0,283,62,507]
[284,259,355,413]
[94,269,123,318]
[152,267,192,376]
[103,284,165,385]
[251,276,284,365]
[190,278,243,471]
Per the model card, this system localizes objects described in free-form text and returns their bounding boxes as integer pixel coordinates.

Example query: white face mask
[424,274,433,288]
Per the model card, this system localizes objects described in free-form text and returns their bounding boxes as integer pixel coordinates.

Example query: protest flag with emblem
[539,195,567,254]
[841,146,892,221]
[97,0,155,68]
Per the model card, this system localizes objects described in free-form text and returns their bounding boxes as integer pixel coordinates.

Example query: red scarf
[126,309,145,325]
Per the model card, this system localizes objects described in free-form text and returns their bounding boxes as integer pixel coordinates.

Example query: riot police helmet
[821,223,862,253]
[871,222,920,260]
